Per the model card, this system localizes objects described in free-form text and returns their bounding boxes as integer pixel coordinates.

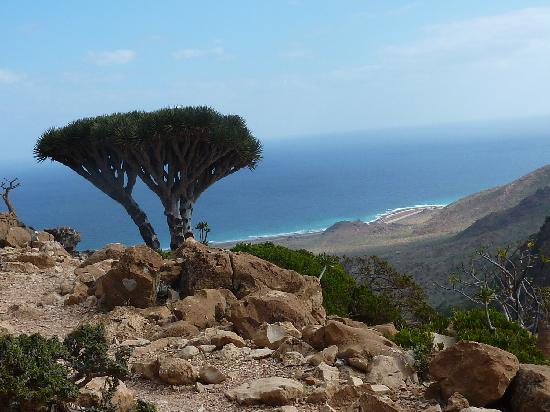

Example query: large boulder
[172,288,236,329]
[158,357,197,385]
[97,245,163,309]
[3,226,32,248]
[43,227,80,252]
[429,341,519,406]
[176,241,234,294]
[78,378,134,412]
[230,289,323,339]
[225,377,304,406]
[0,212,20,247]
[507,363,550,412]
[16,252,56,269]
[304,320,401,358]
[80,243,126,267]
[176,240,324,302]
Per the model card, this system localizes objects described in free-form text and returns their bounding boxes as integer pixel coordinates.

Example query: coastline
[213,203,446,247]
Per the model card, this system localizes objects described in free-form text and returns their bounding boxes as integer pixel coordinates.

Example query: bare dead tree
[1,177,20,214]
[436,244,548,333]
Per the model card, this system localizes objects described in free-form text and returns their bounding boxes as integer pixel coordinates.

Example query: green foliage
[35,106,262,169]
[158,250,172,259]
[232,242,356,316]
[195,221,211,245]
[64,324,131,384]
[231,242,416,324]
[392,324,435,380]
[0,324,132,411]
[451,308,548,364]
[134,399,158,412]
[0,334,78,410]
[350,285,401,325]
[345,255,439,325]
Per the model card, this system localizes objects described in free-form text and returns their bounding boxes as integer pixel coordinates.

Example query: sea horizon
[3,124,550,250]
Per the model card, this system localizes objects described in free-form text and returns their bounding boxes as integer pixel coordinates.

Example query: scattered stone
[153,320,199,339]
[210,330,246,348]
[172,288,236,329]
[273,336,315,357]
[368,384,390,395]
[225,377,304,406]
[80,243,126,267]
[180,345,200,359]
[131,358,160,381]
[444,392,469,412]
[120,338,150,347]
[508,363,550,412]
[350,392,402,411]
[158,357,197,385]
[372,322,398,338]
[199,344,217,353]
[309,345,338,366]
[253,321,302,349]
[199,365,227,384]
[304,320,401,358]
[429,341,519,406]
[4,226,32,248]
[0,261,38,273]
[281,351,306,366]
[347,356,369,373]
[250,348,275,359]
[365,355,414,389]
[16,252,55,268]
[313,362,340,383]
[78,378,135,412]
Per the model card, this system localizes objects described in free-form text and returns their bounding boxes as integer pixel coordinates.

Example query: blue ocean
[2,121,550,250]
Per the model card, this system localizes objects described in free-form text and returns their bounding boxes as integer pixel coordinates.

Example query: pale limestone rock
[226,377,304,406]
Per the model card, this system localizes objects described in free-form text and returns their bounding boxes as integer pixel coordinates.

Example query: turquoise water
[2,123,550,250]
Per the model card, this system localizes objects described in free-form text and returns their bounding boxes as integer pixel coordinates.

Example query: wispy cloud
[385,7,550,64]
[172,47,225,60]
[87,49,136,66]
[0,68,25,84]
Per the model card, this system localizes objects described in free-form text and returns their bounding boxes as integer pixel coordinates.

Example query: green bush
[392,324,435,380]
[0,333,78,411]
[350,285,401,325]
[232,242,356,316]
[0,324,133,411]
[134,399,158,412]
[451,308,548,364]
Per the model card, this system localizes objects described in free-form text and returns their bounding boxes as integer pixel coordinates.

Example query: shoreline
[213,203,446,246]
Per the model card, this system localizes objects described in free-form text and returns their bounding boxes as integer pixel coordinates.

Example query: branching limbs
[1,177,21,214]
[435,244,549,333]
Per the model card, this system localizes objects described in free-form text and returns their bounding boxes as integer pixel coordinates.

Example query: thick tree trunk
[120,197,160,250]
[165,198,193,250]
[1,193,15,214]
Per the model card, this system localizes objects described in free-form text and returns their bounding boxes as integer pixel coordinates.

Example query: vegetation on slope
[232,242,435,325]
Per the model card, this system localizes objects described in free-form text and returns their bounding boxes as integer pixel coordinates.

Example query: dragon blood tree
[35,107,262,250]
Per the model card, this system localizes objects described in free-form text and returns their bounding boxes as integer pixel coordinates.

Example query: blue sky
[2,0,550,161]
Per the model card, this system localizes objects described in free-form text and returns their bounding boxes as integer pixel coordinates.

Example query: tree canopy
[35,106,262,250]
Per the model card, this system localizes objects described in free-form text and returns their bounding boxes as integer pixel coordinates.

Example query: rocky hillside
[2,221,549,411]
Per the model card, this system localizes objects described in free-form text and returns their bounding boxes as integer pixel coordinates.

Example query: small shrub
[64,324,131,386]
[451,308,548,364]
[0,324,133,411]
[392,325,434,380]
[350,285,401,325]
[134,399,158,412]
[0,334,78,410]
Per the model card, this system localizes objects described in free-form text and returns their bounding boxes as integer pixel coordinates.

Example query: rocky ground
[1,220,548,412]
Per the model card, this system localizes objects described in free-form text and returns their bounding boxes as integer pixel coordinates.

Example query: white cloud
[87,49,136,66]
[385,7,550,64]
[0,68,25,84]
[172,47,225,60]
